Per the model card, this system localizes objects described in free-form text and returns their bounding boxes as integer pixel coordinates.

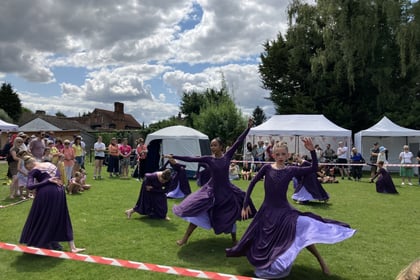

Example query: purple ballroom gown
[164,161,192,199]
[292,161,329,203]
[375,168,398,194]
[172,126,256,234]
[133,172,169,219]
[226,151,356,278]
[20,163,74,248]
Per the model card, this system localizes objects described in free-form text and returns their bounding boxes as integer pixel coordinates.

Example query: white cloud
[2,0,291,124]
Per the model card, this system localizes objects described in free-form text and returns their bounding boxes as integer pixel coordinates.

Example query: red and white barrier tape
[232,160,420,167]
[0,198,29,209]
[0,242,261,280]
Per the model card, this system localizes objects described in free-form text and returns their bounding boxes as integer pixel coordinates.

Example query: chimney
[35,110,46,115]
[114,102,124,114]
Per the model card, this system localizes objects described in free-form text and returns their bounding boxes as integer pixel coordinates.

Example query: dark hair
[161,169,172,182]
[212,137,224,148]
[246,142,253,151]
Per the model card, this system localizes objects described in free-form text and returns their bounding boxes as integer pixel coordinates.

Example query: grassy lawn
[0,161,419,280]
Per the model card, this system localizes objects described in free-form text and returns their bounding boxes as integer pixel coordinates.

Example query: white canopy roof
[0,119,18,132]
[249,114,351,137]
[354,116,420,137]
[145,125,208,144]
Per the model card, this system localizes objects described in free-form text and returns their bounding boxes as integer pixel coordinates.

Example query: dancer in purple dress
[20,155,85,253]
[165,118,256,246]
[164,158,191,199]
[125,169,172,220]
[292,157,330,204]
[370,161,398,194]
[226,138,356,278]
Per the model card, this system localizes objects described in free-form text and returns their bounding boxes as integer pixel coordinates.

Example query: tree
[0,109,13,123]
[0,83,22,122]
[55,111,67,117]
[259,0,420,132]
[192,97,246,145]
[252,106,267,126]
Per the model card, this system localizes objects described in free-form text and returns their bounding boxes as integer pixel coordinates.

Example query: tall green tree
[0,83,22,122]
[252,106,267,126]
[0,109,13,123]
[192,96,246,145]
[260,0,420,131]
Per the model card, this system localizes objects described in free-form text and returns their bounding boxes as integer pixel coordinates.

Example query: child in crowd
[241,161,253,180]
[67,171,84,195]
[229,160,240,180]
[17,150,30,199]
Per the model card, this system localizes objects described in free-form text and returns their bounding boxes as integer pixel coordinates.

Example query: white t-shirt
[337,146,348,159]
[94,142,106,157]
[399,151,413,164]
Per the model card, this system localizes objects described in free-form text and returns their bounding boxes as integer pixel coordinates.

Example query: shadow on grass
[177,238,349,280]
[10,253,64,272]
[295,201,333,209]
[130,215,178,231]
[234,264,348,280]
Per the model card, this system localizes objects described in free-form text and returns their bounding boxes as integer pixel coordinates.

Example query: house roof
[19,115,92,132]
[92,108,141,128]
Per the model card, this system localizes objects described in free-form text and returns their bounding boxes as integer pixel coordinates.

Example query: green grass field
[0,161,419,280]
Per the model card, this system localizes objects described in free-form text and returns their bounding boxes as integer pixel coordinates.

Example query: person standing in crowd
[336,141,351,180]
[226,138,356,279]
[376,146,388,172]
[125,169,172,220]
[134,138,148,180]
[243,142,255,172]
[265,139,275,162]
[19,155,85,253]
[165,118,257,246]
[28,132,45,161]
[417,148,420,185]
[17,150,30,199]
[369,142,380,179]
[119,138,132,179]
[62,139,75,185]
[107,137,120,177]
[350,147,365,181]
[399,145,414,186]
[370,161,398,194]
[8,137,26,199]
[322,143,336,162]
[72,136,83,173]
[93,136,106,180]
[314,144,324,162]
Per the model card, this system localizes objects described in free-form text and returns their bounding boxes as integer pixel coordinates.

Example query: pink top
[62,147,75,167]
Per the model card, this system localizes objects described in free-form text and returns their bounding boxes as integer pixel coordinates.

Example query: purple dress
[226,151,356,278]
[375,168,398,194]
[165,162,192,199]
[20,163,74,248]
[133,172,169,219]
[292,161,329,202]
[172,127,256,234]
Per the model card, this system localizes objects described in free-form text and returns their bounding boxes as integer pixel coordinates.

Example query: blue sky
[0,1,292,124]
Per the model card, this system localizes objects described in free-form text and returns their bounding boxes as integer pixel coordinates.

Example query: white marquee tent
[354,116,420,171]
[0,120,19,151]
[145,125,210,177]
[247,114,352,157]
[0,119,18,132]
